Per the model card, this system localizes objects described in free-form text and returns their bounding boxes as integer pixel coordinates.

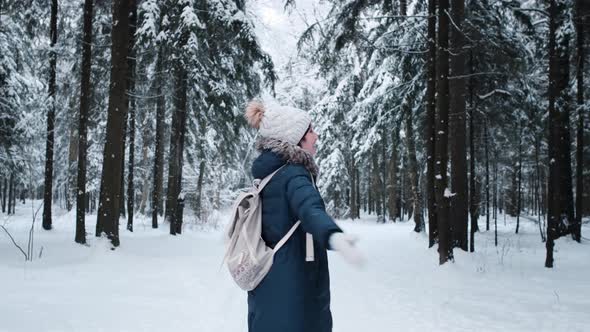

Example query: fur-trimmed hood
[254,137,319,177]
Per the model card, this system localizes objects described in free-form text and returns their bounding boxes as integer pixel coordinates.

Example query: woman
[244,100,364,332]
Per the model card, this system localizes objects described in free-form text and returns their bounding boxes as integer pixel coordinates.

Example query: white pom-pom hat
[245,99,312,145]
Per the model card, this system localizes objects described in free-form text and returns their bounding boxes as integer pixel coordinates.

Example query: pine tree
[449,0,468,250]
[426,0,438,247]
[435,0,453,264]
[42,0,58,230]
[126,0,138,232]
[573,0,588,242]
[545,0,574,268]
[96,0,132,247]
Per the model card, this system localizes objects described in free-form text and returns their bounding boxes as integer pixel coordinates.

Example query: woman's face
[300,125,318,156]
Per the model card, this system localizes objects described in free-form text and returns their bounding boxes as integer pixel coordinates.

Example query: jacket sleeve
[285,165,342,249]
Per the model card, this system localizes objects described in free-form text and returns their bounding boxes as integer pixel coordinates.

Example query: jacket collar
[255,137,319,177]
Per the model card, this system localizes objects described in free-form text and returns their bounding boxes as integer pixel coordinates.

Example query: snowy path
[1,201,589,332]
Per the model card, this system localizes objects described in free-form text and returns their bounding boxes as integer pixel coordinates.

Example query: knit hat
[245,100,312,145]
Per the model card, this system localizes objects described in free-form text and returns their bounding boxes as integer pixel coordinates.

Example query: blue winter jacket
[247,140,342,332]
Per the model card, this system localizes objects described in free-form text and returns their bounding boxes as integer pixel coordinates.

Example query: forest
[2,1,590,331]
[0,0,588,268]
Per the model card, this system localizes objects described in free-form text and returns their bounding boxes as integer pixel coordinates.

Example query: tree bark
[388,135,398,222]
[381,130,388,220]
[96,0,131,247]
[493,156,498,246]
[151,50,166,229]
[8,173,14,215]
[166,64,188,235]
[368,159,373,215]
[193,159,205,219]
[350,154,359,219]
[2,177,6,213]
[426,0,438,247]
[574,0,586,242]
[42,0,58,230]
[449,0,468,251]
[546,0,574,268]
[400,0,407,16]
[485,119,490,234]
[75,0,94,245]
[516,126,523,234]
[67,116,78,212]
[435,0,453,264]
[469,67,476,252]
[406,97,424,232]
[126,0,137,232]
[138,116,152,215]
[371,147,382,220]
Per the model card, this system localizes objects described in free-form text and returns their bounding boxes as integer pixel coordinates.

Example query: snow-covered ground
[1,200,589,332]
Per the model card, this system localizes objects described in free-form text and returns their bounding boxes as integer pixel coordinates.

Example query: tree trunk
[493,157,498,246]
[166,65,188,235]
[435,0,453,264]
[426,0,438,247]
[138,116,152,214]
[469,65,476,252]
[350,154,358,219]
[371,147,382,220]
[195,159,205,219]
[126,0,137,232]
[2,177,6,213]
[356,167,361,216]
[96,0,131,248]
[516,127,523,234]
[8,173,14,215]
[485,119,490,233]
[406,99,424,232]
[546,0,574,268]
[400,0,407,16]
[368,159,373,215]
[42,0,58,230]
[574,0,586,242]
[388,135,398,222]
[75,0,94,245]
[381,130,388,220]
[449,0,468,250]
[67,117,78,212]
[151,50,166,229]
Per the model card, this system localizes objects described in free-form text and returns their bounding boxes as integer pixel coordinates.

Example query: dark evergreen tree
[545,0,574,268]
[42,0,58,230]
[75,0,94,245]
[96,0,131,247]
[573,0,588,242]
[435,0,453,264]
[449,0,468,250]
[426,0,438,247]
[126,0,138,232]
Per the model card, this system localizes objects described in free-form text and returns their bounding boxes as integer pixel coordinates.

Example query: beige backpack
[222,166,313,291]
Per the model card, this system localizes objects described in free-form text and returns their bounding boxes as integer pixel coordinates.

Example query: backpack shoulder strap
[255,165,285,193]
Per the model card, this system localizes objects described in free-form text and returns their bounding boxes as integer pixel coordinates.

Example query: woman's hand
[329,233,366,268]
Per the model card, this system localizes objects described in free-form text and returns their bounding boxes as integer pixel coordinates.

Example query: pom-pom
[245,100,265,129]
